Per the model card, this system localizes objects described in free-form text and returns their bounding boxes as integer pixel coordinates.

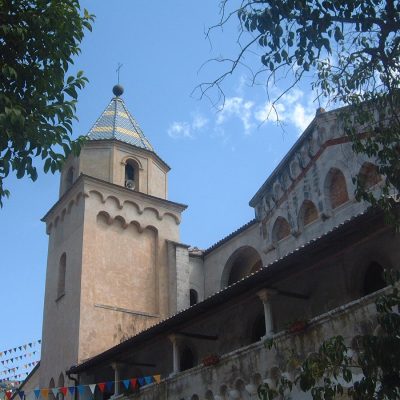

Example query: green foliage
[208,0,400,220]
[0,0,94,206]
[258,271,400,399]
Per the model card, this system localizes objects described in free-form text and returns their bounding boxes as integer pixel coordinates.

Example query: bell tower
[39,86,187,388]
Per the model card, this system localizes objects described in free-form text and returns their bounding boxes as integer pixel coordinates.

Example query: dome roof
[87,95,154,152]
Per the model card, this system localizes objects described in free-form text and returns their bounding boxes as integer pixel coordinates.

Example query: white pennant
[51,389,58,397]
[89,385,96,394]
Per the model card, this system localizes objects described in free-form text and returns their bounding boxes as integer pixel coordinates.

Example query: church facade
[23,86,399,399]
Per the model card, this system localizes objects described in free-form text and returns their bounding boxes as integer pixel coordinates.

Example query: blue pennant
[144,376,153,385]
[33,389,40,399]
[122,380,130,390]
[77,385,86,395]
[137,378,145,387]
[68,387,75,396]
[106,381,113,392]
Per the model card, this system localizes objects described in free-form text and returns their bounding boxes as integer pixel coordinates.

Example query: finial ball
[113,84,124,97]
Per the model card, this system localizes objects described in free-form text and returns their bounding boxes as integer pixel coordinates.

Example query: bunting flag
[130,378,137,389]
[77,385,85,395]
[0,374,162,398]
[122,380,130,390]
[0,341,41,359]
[97,383,105,393]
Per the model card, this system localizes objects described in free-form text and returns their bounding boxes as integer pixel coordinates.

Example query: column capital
[257,288,277,302]
[168,333,185,345]
[111,362,123,370]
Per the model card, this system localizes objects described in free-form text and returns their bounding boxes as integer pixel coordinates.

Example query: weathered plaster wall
[203,223,263,297]
[78,177,184,362]
[40,187,85,389]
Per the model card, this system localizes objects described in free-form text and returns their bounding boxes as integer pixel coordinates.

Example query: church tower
[39,86,187,388]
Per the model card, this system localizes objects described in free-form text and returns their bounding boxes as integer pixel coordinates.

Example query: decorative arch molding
[96,211,160,234]
[121,155,144,170]
[46,191,87,234]
[220,246,262,289]
[88,190,181,224]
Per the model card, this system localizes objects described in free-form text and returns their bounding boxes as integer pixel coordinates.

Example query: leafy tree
[204,0,400,222]
[0,0,94,206]
[258,271,400,400]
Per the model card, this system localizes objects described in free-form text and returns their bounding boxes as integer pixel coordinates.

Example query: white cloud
[216,97,255,135]
[192,114,208,130]
[167,113,208,139]
[167,121,192,139]
[255,88,315,133]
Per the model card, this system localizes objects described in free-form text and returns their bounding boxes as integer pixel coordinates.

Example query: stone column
[168,334,180,375]
[111,362,120,397]
[257,289,276,337]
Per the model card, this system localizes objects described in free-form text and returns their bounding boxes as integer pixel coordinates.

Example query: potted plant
[202,353,220,366]
[287,319,308,334]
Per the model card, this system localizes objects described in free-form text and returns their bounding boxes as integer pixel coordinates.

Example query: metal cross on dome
[116,63,123,84]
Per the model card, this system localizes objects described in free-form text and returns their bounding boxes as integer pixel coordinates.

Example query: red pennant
[130,378,138,389]
[60,388,68,396]
[6,392,12,400]
[98,383,106,393]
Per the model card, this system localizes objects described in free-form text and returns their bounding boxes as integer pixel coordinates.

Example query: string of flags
[0,361,40,379]
[1,353,38,366]
[1,375,162,399]
[0,342,41,359]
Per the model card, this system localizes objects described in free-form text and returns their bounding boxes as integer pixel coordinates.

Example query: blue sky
[0,1,318,381]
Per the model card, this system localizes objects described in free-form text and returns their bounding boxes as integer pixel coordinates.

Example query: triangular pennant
[130,378,137,389]
[105,381,113,392]
[5,391,12,400]
[23,346,27,350]
[38,340,41,344]
[137,378,145,387]
[18,347,22,352]
[89,385,96,394]
[60,387,67,397]
[28,344,32,348]
[4,351,7,356]
[97,383,106,393]
[122,380,130,390]
[144,376,153,385]
[51,389,58,397]
[77,385,85,395]
[40,389,49,399]
[13,348,16,353]
[153,375,161,384]
[68,387,75,396]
